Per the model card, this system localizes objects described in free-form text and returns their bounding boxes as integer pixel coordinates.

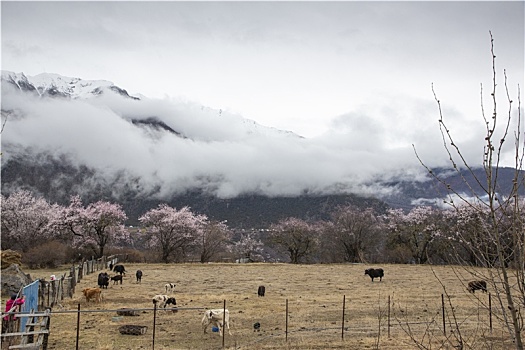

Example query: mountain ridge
[3,70,524,228]
[1,70,140,100]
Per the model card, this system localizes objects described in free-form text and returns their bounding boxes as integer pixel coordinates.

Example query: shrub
[23,241,67,268]
[143,249,162,263]
[64,246,92,263]
[105,247,145,263]
[384,245,413,264]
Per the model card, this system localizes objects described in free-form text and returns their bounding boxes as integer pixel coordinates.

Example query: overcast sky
[1,1,524,200]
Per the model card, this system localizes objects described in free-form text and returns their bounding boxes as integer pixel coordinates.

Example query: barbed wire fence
[2,292,506,350]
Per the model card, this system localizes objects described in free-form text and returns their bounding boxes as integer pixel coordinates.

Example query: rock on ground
[2,264,33,297]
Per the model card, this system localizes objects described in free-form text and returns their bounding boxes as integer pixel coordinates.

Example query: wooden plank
[9,344,41,350]
[1,330,49,337]
[7,313,50,318]
[24,323,45,327]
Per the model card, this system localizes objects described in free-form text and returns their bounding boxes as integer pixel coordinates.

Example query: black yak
[98,272,109,289]
[365,268,384,282]
[467,280,487,293]
[113,264,126,275]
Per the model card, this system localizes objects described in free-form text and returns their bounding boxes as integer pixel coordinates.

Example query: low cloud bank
[1,86,497,200]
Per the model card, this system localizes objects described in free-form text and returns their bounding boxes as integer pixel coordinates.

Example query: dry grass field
[14,263,514,349]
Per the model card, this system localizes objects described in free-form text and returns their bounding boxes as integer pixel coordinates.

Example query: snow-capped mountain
[1,70,300,141]
[2,70,523,228]
[1,71,139,100]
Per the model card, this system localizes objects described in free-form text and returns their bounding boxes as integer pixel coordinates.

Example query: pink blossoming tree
[139,204,207,263]
[329,205,384,263]
[386,206,445,264]
[269,217,319,264]
[231,231,264,262]
[1,190,56,252]
[195,220,232,263]
[49,196,128,258]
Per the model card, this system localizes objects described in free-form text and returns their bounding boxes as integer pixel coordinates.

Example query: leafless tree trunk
[414,32,523,349]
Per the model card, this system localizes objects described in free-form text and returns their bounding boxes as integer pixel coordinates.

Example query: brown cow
[82,287,102,303]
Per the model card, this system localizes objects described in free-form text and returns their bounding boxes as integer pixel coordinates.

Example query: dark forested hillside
[2,148,524,228]
[0,153,388,228]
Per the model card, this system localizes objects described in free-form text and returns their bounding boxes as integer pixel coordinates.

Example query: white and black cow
[165,283,176,293]
[152,295,177,309]
[201,309,231,336]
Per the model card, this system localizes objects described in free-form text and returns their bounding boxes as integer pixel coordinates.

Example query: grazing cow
[98,272,109,289]
[467,280,487,293]
[202,309,232,336]
[82,288,102,303]
[136,270,143,283]
[253,322,261,332]
[365,268,384,282]
[111,275,123,285]
[113,264,126,275]
[257,285,265,297]
[152,295,177,309]
[165,283,176,293]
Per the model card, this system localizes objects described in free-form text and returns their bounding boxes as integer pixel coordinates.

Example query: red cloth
[3,298,24,321]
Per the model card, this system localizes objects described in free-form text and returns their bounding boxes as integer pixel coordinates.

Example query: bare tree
[414,32,524,349]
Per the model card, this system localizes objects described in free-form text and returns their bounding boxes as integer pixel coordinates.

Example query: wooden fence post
[42,307,51,350]
[222,300,226,348]
[285,299,289,342]
[489,293,492,333]
[76,303,80,350]
[387,295,390,338]
[152,304,157,350]
[341,295,346,340]
[441,294,446,335]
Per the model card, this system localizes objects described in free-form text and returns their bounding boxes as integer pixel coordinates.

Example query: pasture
[23,263,510,349]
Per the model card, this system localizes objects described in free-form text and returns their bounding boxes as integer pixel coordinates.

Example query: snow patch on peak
[29,73,118,98]
[1,70,139,100]
[1,71,27,81]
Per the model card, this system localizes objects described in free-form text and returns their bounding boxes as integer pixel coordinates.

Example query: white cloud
[1,1,523,201]
[1,86,433,199]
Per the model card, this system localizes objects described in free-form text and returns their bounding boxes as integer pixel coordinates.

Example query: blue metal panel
[20,280,39,331]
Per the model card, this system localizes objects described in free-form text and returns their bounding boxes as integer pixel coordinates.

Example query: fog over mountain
[2,70,441,203]
[4,69,525,228]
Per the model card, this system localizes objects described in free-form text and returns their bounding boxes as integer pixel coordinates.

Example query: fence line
[1,255,121,324]
[1,292,503,350]
[1,255,122,348]
[35,254,120,312]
